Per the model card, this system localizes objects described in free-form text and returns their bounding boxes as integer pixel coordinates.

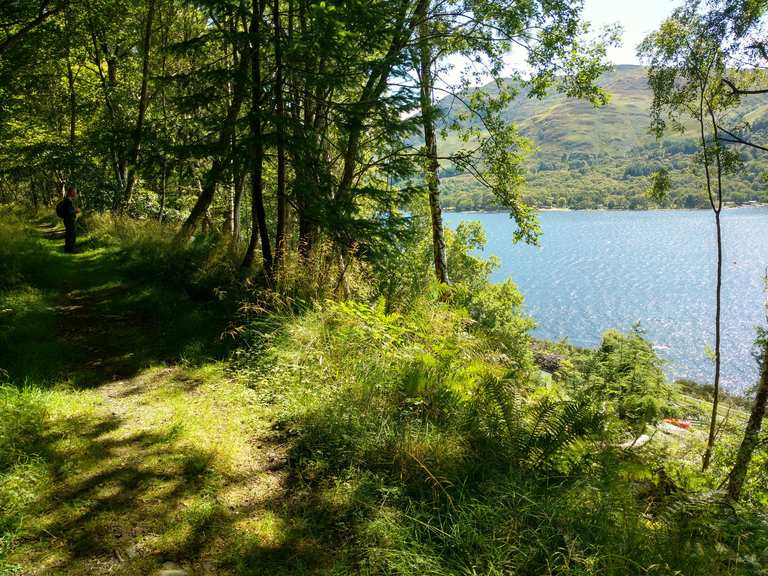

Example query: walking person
[61,186,80,253]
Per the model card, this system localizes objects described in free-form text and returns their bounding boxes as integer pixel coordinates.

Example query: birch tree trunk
[702,101,724,471]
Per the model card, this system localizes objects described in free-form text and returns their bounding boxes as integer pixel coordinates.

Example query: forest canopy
[0,0,612,278]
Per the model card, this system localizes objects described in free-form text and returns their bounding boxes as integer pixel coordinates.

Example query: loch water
[448,208,768,394]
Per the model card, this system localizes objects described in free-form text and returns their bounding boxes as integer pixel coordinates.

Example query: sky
[438,0,682,87]
[582,0,682,65]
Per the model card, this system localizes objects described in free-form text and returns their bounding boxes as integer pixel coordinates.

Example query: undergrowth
[0,210,766,575]
[235,218,768,575]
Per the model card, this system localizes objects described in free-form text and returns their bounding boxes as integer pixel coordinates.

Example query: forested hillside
[438,65,768,210]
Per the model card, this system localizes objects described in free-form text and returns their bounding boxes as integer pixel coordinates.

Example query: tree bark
[242,0,273,278]
[223,28,235,237]
[727,334,768,500]
[702,101,724,471]
[66,56,76,148]
[179,27,250,238]
[120,0,157,212]
[232,162,245,241]
[158,9,169,223]
[159,160,167,222]
[418,1,448,284]
[88,28,125,201]
[273,0,288,274]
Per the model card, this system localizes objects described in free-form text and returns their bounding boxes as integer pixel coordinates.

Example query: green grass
[1,212,766,575]
[0,214,230,389]
[233,299,768,575]
[0,214,321,575]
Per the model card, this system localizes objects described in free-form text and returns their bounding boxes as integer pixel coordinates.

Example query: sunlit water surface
[448,208,768,393]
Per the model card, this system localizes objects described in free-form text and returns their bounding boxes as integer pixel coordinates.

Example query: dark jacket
[62,197,76,223]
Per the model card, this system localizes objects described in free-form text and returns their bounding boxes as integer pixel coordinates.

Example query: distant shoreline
[445,203,768,214]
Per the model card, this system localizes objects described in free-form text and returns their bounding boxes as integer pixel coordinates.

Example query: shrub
[0,214,43,292]
[467,374,606,474]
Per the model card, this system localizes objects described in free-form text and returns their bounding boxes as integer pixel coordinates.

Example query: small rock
[533,350,563,374]
[159,561,188,576]
[620,434,651,449]
[125,544,139,559]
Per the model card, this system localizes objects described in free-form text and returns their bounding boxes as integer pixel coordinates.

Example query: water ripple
[448,208,768,394]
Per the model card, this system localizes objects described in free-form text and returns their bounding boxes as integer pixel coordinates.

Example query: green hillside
[438,65,768,210]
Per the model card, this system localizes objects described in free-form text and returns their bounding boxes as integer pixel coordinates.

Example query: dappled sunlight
[0,222,231,390]
[5,359,325,575]
[0,220,335,575]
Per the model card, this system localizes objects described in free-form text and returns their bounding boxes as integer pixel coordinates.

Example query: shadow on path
[3,218,338,575]
[2,219,230,389]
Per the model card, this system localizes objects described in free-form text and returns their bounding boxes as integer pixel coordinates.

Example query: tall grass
[240,295,768,575]
[0,386,49,574]
[86,214,242,298]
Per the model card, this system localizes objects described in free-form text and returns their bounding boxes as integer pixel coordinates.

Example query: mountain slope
[437,65,768,210]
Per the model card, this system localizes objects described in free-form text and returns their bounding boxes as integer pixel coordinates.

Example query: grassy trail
[1,221,324,575]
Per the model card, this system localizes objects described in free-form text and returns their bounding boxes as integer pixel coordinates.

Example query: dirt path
[4,224,319,575]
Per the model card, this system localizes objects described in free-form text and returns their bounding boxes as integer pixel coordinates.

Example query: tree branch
[0,0,68,55]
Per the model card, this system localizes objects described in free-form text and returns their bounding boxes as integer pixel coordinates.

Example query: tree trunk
[702,101,724,471]
[183,170,221,236]
[703,210,723,469]
[223,23,236,237]
[273,0,288,274]
[158,5,170,223]
[179,31,249,238]
[159,160,167,222]
[87,28,125,204]
[242,0,273,278]
[727,333,768,500]
[225,178,236,236]
[66,56,76,148]
[417,1,448,284]
[120,0,157,212]
[232,164,245,241]
[297,188,312,258]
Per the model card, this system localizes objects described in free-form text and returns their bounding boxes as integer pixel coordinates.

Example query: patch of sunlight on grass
[138,364,264,473]
[44,388,102,419]
[233,512,288,549]
[153,495,224,556]
[0,285,45,310]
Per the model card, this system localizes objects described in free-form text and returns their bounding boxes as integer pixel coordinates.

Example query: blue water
[448,208,768,393]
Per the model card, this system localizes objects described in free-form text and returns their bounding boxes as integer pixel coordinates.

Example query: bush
[0,213,44,292]
[467,374,606,474]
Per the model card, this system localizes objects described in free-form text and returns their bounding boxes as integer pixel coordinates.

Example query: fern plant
[467,375,605,474]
